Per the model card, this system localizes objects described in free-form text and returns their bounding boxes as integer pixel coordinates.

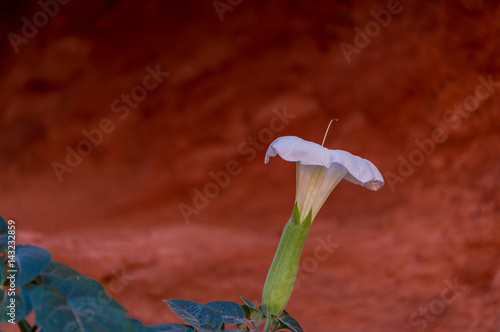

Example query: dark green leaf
[37,262,128,314]
[0,289,30,322]
[197,324,216,332]
[0,217,9,252]
[129,318,155,332]
[37,260,129,320]
[18,286,34,319]
[205,301,247,325]
[14,245,51,286]
[239,297,255,308]
[0,257,6,285]
[38,260,129,311]
[164,299,223,330]
[241,304,263,323]
[31,285,132,332]
[57,277,128,314]
[277,315,303,332]
[148,323,194,331]
[38,260,83,282]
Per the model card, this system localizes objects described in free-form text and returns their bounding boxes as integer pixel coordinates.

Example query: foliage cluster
[0,217,302,332]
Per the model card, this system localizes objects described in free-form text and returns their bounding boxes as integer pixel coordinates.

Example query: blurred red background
[1,1,499,331]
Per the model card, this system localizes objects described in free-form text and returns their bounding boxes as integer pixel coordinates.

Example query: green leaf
[36,261,127,314]
[0,289,30,322]
[205,301,247,325]
[277,315,303,332]
[14,245,51,286]
[240,297,255,308]
[0,256,6,285]
[56,277,128,313]
[35,260,130,325]
[164,299,223,330]
[31,285,132,332]
[38,260,83,282]
[197,324,216,332]
[148,323,194,331]
[18,286,34,319]
[241,304,263,323]
[129,318,155,332]
[0,216,9,252]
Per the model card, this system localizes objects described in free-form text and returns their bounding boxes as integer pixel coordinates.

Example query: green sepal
[261,203,312,318]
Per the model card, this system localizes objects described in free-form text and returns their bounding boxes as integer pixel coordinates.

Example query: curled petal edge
[265,136,384,191]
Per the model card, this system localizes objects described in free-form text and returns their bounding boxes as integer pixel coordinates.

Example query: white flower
[265,136,384,221]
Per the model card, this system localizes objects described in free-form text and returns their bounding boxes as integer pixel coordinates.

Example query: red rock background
[1,1,500,331]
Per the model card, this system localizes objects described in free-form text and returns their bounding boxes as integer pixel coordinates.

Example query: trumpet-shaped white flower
[262,135,385,326]
[265,136,384,221]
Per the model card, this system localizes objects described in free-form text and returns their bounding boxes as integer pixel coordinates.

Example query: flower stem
[18,320,32,332]
[263,317,274,332]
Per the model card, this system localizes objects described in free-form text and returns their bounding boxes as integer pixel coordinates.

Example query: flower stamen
[321,118,338,147]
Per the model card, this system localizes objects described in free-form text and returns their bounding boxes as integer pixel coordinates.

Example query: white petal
[265,136,384,191]
[327,149,384,191]
[265,136,330,165]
